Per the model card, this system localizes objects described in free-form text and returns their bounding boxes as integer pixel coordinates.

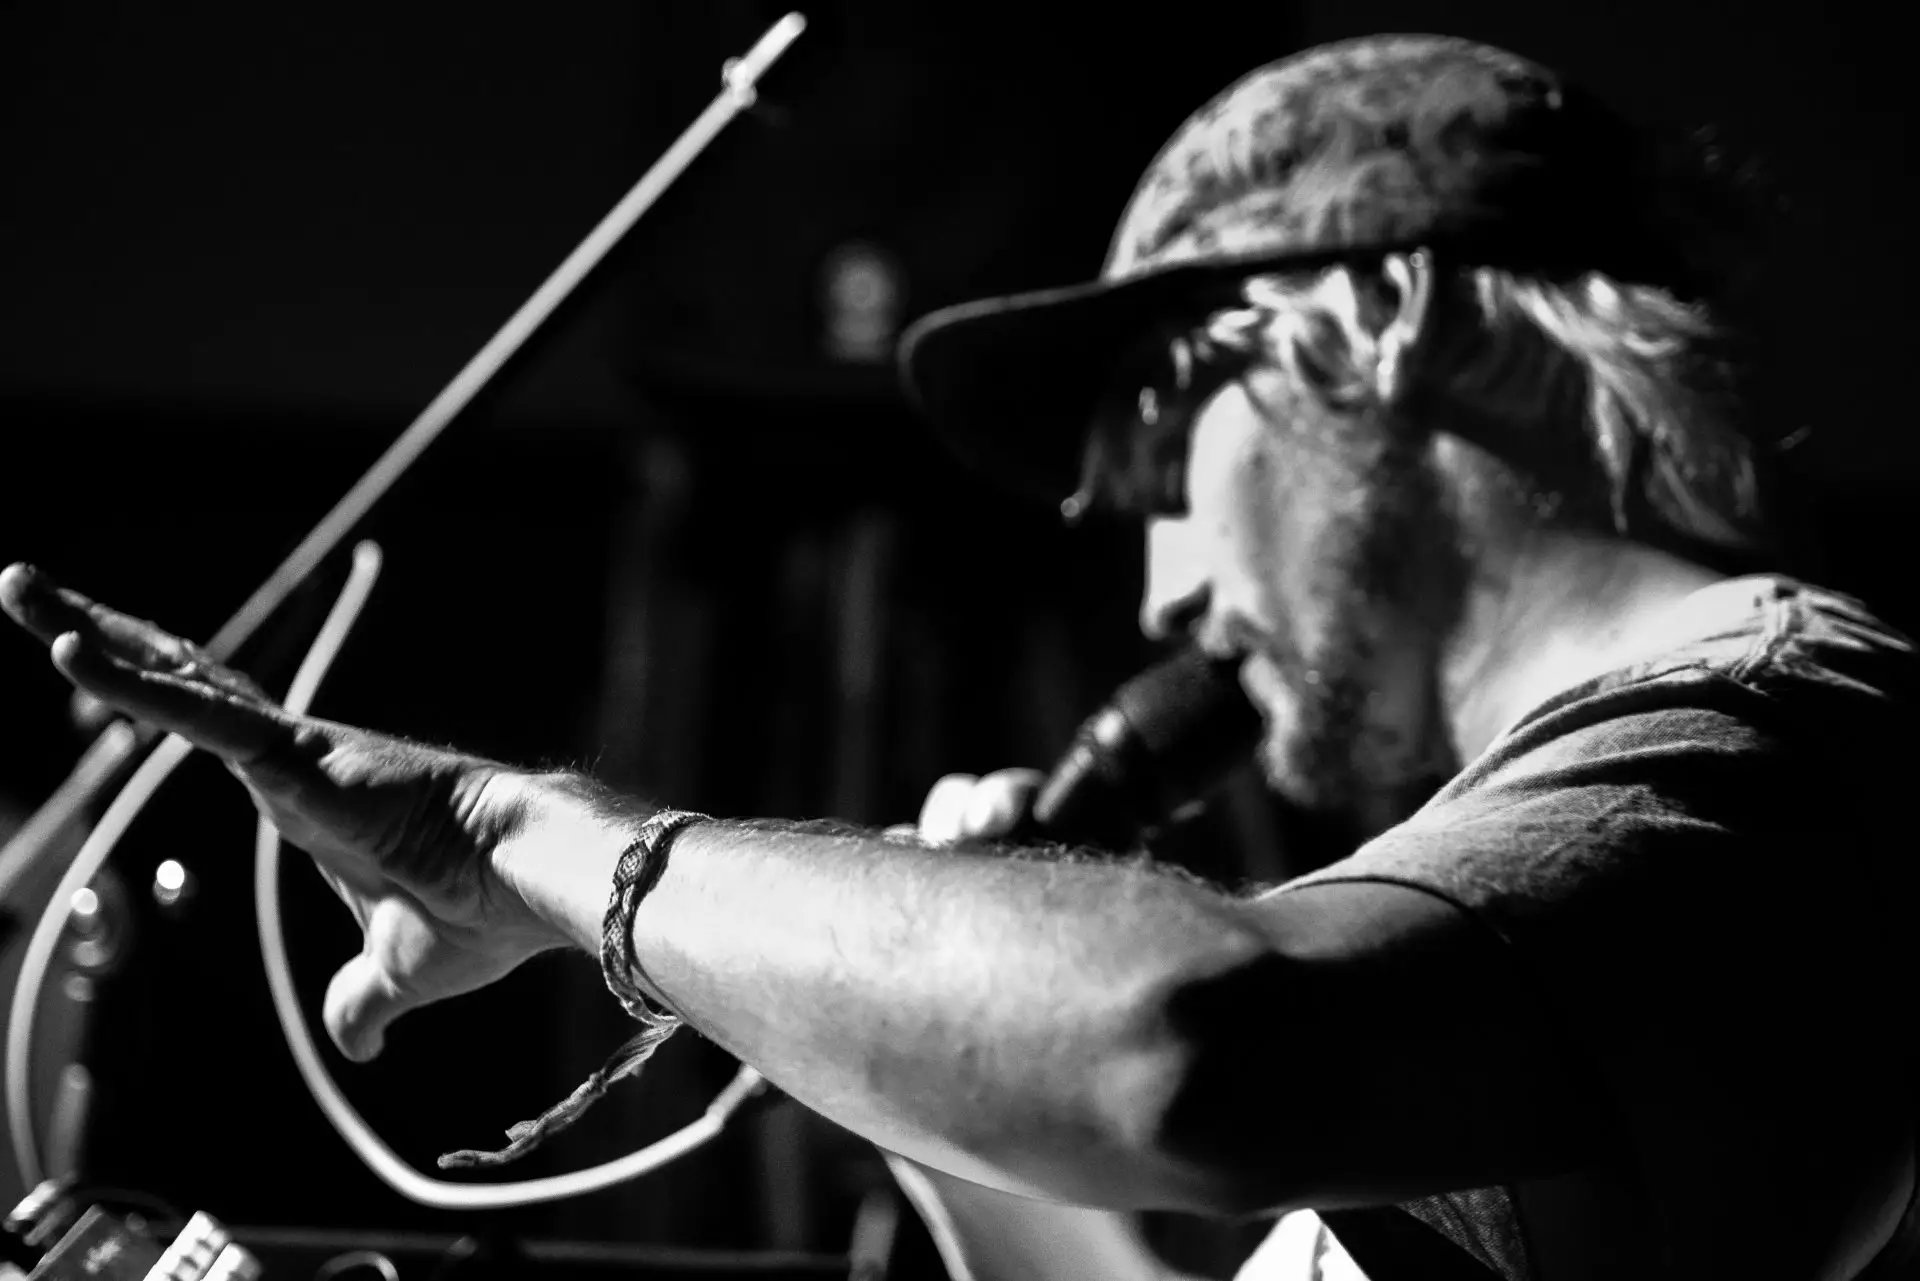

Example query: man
[4,33,1916,1280]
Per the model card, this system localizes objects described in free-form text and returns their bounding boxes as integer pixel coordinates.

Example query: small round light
[68,887,100,925]
[154,858,193,908]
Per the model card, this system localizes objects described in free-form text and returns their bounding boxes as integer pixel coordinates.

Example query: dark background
[0,0,1912,1274]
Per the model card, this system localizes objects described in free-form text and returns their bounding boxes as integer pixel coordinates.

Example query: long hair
[1215,260,1769,556]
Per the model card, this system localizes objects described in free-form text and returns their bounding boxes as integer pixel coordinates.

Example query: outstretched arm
[1,562,1599,1216]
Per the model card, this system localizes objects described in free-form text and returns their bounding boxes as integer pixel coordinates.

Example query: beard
[1247,425,1466,838]
[1253,623,1445,839]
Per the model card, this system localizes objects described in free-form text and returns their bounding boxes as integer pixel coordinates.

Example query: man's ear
[1371,250,1435,407]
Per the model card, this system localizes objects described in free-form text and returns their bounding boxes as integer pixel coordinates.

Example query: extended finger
[2,564,176,664]
[51,630,287,764]
[1,563,80,646]
[0,562,266,698]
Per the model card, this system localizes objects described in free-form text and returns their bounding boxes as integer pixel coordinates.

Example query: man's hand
[0,562,565,1062]
[891,767,1046,846]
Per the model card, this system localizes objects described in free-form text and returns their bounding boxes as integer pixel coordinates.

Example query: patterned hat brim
[895,239,1442,512]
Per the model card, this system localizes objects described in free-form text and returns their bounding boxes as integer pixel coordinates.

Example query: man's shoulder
[1622,573,1910,693]
[1723,574,1918,701]
[1490,573,1915,768]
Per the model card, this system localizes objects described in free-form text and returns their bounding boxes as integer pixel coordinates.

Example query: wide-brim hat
[896,34,1711,513]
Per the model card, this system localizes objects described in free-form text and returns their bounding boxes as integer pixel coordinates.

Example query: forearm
[491,772,1268,1208]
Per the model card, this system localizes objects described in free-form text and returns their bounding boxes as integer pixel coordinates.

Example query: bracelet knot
[436,807,711,1170]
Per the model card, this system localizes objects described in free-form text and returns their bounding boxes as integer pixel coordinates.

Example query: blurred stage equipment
[4,1181,256,1281]
[3,1176,882,1279]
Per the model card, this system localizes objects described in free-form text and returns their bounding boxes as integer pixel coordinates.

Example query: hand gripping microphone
[1022,646,1264,851]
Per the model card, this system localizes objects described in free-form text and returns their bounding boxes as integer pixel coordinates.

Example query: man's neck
[1442,531,1729,763]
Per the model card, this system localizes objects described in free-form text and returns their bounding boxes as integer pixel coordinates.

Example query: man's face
[1140,359,1465,826]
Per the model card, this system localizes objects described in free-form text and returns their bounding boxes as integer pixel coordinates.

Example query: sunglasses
[1065,317,1261,523]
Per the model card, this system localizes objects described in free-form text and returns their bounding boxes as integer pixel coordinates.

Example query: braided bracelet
[601,808,710,1022]
[437,807,712,1170]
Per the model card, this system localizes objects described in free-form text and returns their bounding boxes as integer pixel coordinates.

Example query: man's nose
[1140,517,1209,641]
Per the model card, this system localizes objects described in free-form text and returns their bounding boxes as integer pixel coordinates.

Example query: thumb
[324,951,417,1063]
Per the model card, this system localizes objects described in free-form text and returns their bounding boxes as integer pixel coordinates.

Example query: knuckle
[953,768,1040,837]
[961,785,1020,837]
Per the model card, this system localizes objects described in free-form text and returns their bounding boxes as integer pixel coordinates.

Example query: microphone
[1023,645,1264,850]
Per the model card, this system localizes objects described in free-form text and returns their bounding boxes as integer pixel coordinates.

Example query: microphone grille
[1112,645,1263,798]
